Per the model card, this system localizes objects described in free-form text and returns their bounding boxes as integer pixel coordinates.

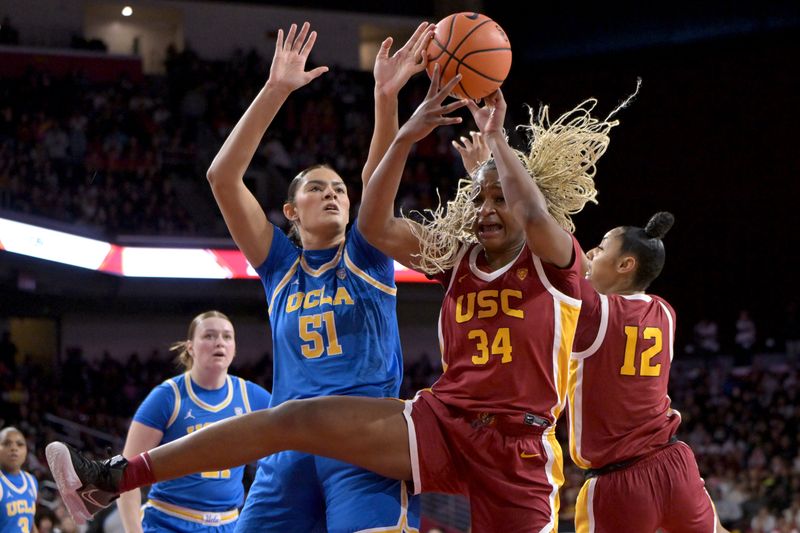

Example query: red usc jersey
[568,278,682,469]
[431,238,583,423]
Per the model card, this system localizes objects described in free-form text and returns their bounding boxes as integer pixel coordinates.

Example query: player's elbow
[206,165,220,188]
[357,217,380,244]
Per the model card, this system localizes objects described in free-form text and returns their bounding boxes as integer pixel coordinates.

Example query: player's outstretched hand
[453,131,491,177]
[397,65,467,144]
[374,22,434,97]
[465,89,507,136]
[266,22,329,95]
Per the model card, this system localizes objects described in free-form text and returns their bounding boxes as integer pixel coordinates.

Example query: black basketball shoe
[45,442,127,525]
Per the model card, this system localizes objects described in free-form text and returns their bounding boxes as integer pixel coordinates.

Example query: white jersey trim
[587,476,598,532]
[540,428,560,533]
[268,258,300,316]
[569,357,590,468]
[237,378,252,413]
[657,300,676,362]
[0,469,29,494]
[344,251,396,296]
[403,399,422,496]
[572,294,609,360]
[185,374,234,413]
[550,298,566,420]
[439,244,471,371]
[165,379,181,429]
[467,244,523,282]
[620,292,652,302]
[532,254,582,308]
[26,472,37,498]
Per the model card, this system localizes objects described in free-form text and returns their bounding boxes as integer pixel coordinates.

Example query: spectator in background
[751,506,777,532]
[694,317,721,355]
[735,309,757,364]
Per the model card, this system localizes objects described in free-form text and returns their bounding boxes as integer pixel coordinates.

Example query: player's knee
[271,398,325,437]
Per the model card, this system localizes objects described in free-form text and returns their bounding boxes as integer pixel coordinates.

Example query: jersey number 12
[620,326,663,377]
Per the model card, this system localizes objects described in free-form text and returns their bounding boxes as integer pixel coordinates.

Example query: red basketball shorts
[575,441,718,533]
[403,389,564,532]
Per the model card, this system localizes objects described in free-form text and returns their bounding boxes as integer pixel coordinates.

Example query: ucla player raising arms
[116,311,270,532]
[144,21,429,533]
[0,427,38,533]
[568,213,729,533]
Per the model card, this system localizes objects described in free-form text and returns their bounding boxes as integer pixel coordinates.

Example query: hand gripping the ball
[465,89,507,137]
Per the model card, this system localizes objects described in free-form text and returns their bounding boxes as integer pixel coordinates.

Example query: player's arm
[362,22,433,188]
[117,422,164,533]
[206,22,328,267]
[359,67,466,268]
[466,91,574,267]
[453,131,491,177]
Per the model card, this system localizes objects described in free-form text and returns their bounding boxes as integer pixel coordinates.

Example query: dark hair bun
[644,211,674,240]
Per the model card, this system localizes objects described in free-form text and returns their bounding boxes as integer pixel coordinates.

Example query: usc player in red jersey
[45,67,621,533]
[568,213,729,533]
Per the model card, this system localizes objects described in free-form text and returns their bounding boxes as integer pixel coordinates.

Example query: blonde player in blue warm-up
[116,311,270,533]
[0,427,38,533]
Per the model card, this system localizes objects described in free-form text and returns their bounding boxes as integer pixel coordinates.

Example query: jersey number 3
[300,311,343,358]
[620,326,663,377]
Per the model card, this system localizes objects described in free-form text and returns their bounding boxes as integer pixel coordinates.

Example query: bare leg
[148,396,411,481]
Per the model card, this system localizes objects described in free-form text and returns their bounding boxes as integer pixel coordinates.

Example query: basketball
[426,12,512,100]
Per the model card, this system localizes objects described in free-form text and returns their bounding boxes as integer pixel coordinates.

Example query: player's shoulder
[162,373,186,388]
[649,293,676,320]
[610,292,675,321]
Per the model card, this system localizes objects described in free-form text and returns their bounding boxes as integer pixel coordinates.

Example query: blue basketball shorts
[235,450,420,533]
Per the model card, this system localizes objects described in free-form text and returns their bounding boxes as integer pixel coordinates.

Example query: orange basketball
[426,12,512,100]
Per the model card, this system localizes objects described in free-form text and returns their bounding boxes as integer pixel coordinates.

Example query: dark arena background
[0,0,798,531]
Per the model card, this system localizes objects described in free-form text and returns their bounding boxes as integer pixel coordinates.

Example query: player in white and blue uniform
[0,427,38,533]
[116,311,270,532]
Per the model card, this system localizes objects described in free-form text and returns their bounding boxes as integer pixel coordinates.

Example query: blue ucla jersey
[0,470,37,533]
[134,373,271,511]
[257,222,403,405]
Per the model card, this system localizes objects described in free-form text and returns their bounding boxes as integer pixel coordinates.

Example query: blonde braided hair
[403,83,640,274]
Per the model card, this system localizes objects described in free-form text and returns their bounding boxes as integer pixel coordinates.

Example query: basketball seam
[428,15,456,62]
[437,47,508,85]
[441,18,492,79]
[458,48,512,83]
